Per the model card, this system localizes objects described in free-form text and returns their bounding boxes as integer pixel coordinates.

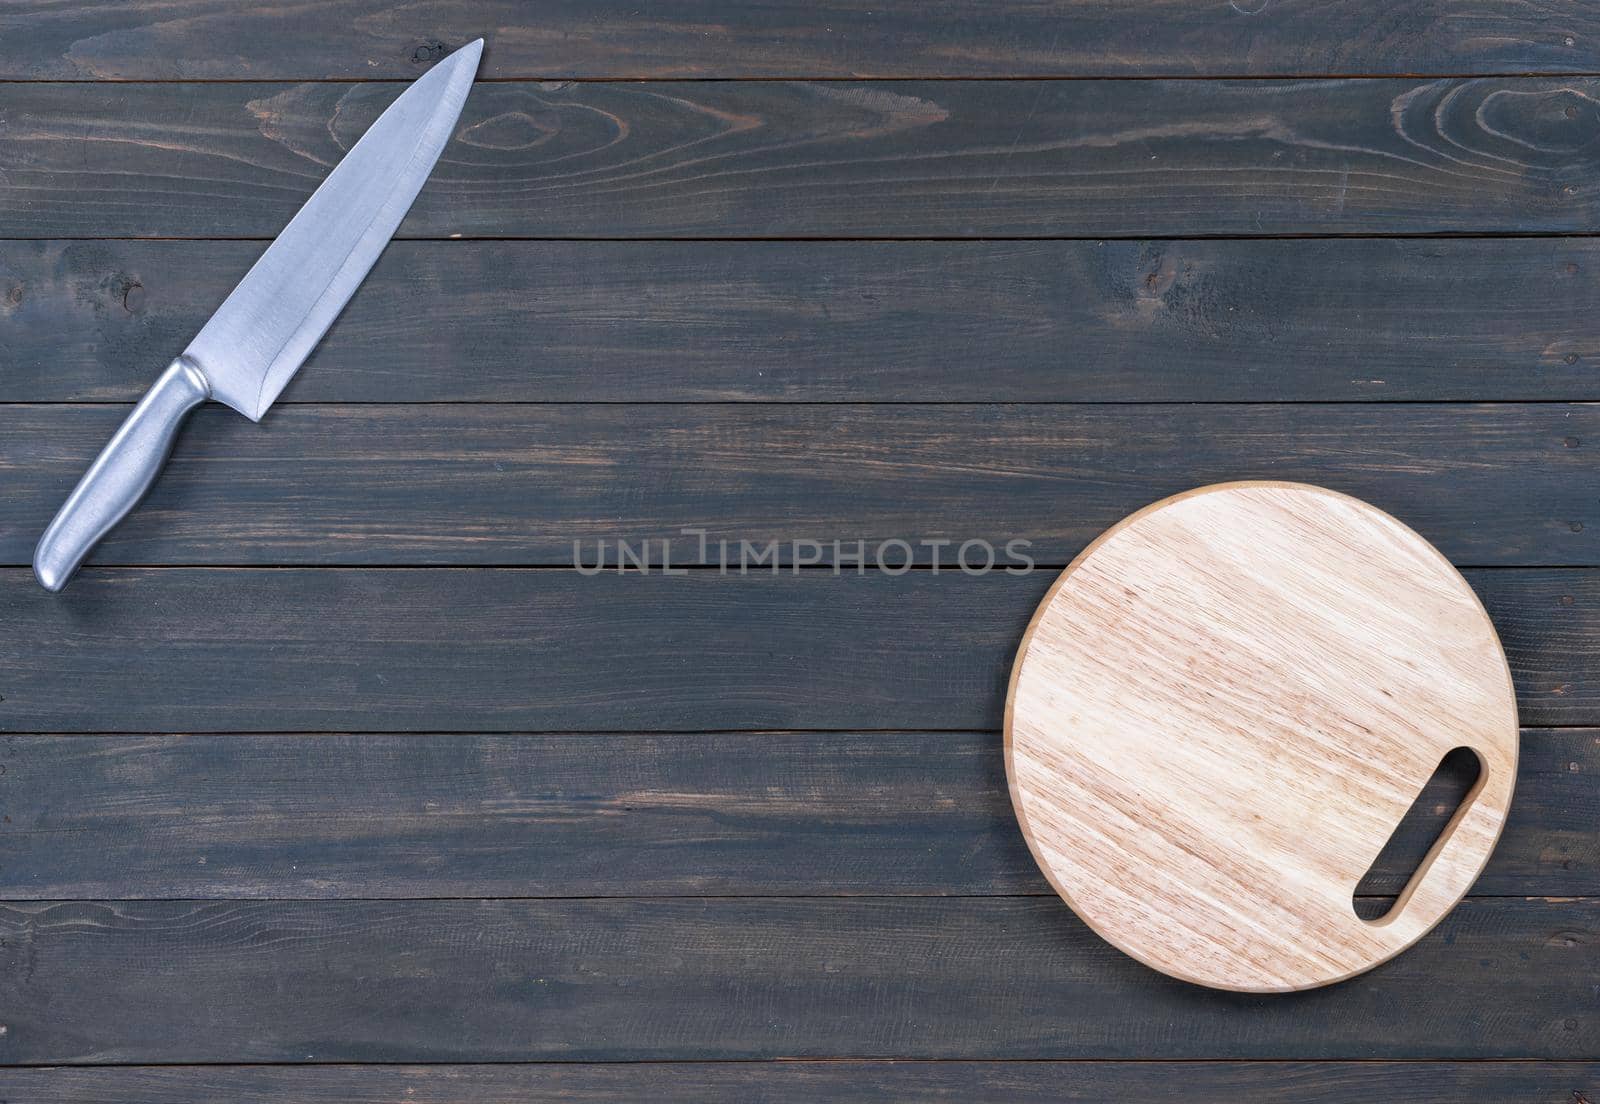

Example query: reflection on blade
[186,39,482,420]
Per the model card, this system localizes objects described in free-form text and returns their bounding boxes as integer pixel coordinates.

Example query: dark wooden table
[2,4,1598,1100]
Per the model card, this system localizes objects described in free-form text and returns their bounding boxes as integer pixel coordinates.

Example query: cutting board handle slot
[1353,746,1486,926]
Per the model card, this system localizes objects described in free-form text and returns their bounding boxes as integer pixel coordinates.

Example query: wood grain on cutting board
[1007,483,1519,991]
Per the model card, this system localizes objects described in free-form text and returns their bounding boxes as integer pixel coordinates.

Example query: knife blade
[32,38,484,592]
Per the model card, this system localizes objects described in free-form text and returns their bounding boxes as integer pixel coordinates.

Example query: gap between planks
[5,563,1597,572]
[15,72,1600,84]
[31,231,1600,242]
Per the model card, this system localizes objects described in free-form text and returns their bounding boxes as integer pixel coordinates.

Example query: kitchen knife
[32,39,484,592]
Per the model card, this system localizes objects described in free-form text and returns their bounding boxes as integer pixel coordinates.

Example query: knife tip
[444,37,484,79]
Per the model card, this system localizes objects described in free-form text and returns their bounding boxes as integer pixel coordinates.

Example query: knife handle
[33,357,210,592]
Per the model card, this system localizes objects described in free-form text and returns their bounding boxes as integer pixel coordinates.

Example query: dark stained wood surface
[3,404,1595,567]
[7,238,1600,404]
[0,568,1593,731]
[9,1,1600,80]
[7,78,1600,239]
[0,897,1594,1062]
[2,729,1593,900]
[4,4,1599,1099]
[4,1062,1598,1103]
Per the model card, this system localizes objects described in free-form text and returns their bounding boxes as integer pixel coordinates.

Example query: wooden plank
[6,1,1599,80]
[1,729,1592,900]
[0,897,1592,1062]
[4,404,1594,568]
[6,78,1600,238]
[9,238,1600,404]
[0,1062,1594,1103]
[0,568,1590,732]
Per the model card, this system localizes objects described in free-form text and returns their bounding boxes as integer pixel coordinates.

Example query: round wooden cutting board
[1005,482,1518,992]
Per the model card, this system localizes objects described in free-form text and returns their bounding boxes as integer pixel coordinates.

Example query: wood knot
[1137,261,1178,300]
[411,41,449,65]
